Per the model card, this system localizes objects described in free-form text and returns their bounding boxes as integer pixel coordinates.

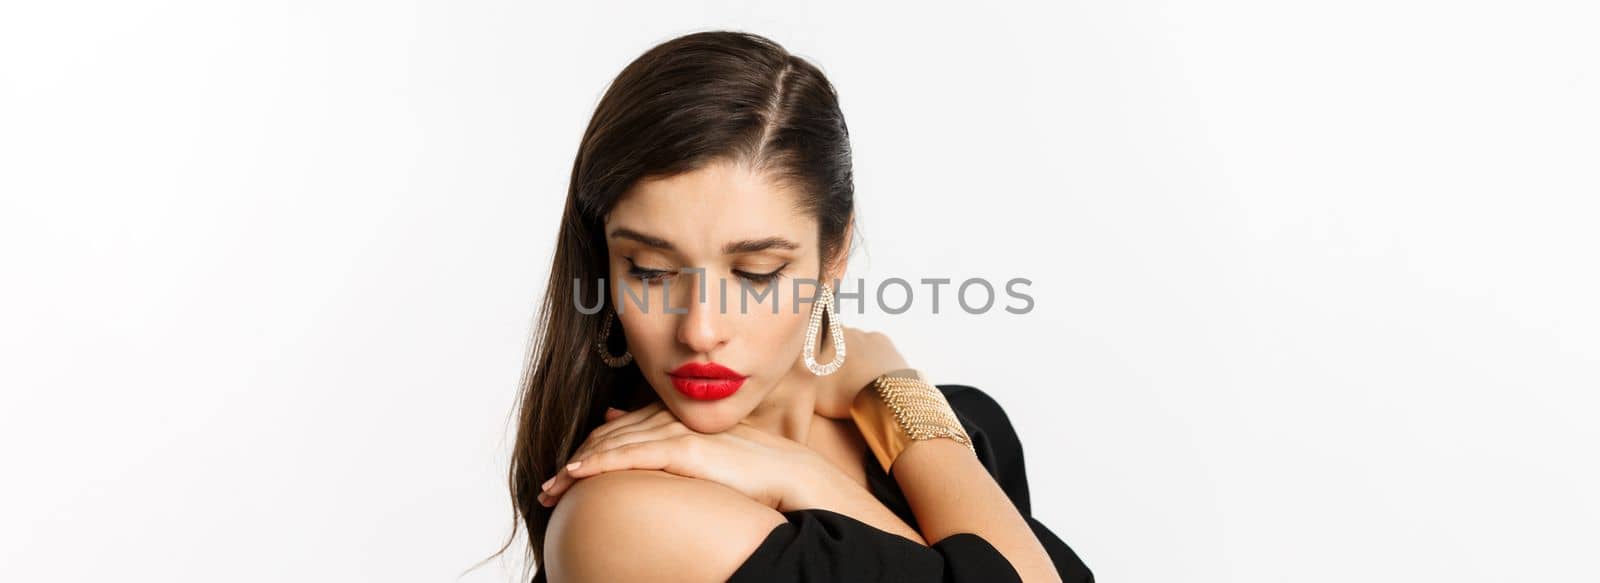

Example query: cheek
[616,310,672,364]
[751,305,811,367]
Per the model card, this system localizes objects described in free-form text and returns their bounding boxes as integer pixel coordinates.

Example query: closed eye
[624,258,789,286]
[625,258,672,283]
[735,264,788,285]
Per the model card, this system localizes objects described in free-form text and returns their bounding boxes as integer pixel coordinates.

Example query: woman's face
[602,160,842,434]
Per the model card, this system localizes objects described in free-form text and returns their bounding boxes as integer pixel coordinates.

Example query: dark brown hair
[481,30,857,581]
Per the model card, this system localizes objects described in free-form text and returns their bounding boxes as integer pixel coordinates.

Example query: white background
[3,1,1596,581]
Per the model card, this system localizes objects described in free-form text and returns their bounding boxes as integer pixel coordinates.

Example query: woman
[496,30,1093,582]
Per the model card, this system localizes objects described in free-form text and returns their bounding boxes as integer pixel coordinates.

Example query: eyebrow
[609,227,800,255]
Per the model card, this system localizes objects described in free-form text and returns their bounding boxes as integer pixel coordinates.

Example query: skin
[539,160,1061,583]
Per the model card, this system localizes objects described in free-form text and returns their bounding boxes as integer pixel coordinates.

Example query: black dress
[725,384,1094,582]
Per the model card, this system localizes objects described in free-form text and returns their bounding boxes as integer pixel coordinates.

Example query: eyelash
[625,258,789,285]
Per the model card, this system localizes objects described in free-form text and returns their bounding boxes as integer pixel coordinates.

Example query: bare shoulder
[544,469,788,583]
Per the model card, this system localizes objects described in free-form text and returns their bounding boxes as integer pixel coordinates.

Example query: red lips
[668,361,747,401]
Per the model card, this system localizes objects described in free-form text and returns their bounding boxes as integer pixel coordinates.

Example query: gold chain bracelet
[849,368,976,472]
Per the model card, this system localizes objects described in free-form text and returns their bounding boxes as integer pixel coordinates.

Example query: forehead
[605,161,812,251]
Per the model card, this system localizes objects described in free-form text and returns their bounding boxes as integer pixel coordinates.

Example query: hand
[537,402,848,511]
[811,326,912,419]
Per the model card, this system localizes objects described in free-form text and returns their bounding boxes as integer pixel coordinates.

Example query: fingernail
[541,477,555,490]
[566,460,582,471]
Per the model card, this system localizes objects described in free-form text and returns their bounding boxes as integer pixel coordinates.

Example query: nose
[675,269,730,355]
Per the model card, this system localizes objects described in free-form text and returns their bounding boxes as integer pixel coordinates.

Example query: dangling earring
[803,283,846,376]
[596,309,633,368]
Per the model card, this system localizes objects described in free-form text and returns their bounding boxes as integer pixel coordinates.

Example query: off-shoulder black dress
[725,384,1093,583]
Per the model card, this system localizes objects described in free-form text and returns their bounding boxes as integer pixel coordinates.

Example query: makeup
[668,361,748,401]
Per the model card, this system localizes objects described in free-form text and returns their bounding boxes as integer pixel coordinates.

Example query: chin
[665,398,750,434]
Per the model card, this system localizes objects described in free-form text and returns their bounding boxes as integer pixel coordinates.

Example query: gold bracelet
[849,368,976,472]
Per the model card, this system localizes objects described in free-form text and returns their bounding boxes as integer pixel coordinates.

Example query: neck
[743,360,822,445]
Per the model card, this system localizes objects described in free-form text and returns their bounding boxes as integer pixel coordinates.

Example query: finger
[540,452,594,504]
[569,435,707,480]
[539,469,570,507]
[543,424,692,499]
[544,403,674,506]
[565,438,689,480]
[577,406,672,461]
[546,422,691,499]
[593,413,681,446]
[594,405,650,436]
[588,401,665,441]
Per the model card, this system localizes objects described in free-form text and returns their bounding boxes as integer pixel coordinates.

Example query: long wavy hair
[480,30,857,582]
